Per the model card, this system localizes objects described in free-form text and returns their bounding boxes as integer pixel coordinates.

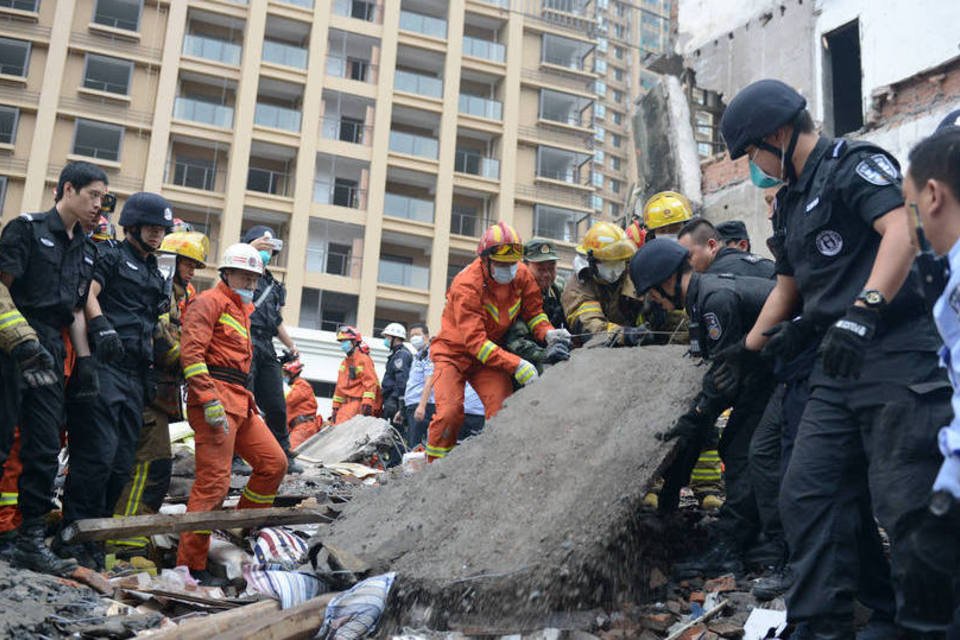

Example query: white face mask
[233,288,255,303]
[656,233,678,242]
[491,262,518,284]
[410,335,426,351]
[596,260,627,283]
[573,254,591,275]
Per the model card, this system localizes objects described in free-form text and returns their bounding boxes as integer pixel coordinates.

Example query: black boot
[672,538,744,579]
[12,518,78,576]
[285,452,304,475]
[190,568,229,587]
[231,456,252,476]
[752,564,795,601]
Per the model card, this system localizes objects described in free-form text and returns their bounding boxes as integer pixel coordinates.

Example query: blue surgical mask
[410,335,426,351]
[383,338,392,349]
[492,262,518,284]
[340,340,354,353]
[233,288,254,303]
[259,250,271,266]
[749,160,783,188]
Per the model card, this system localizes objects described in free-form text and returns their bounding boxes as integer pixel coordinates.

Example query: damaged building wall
[632,75,703,216]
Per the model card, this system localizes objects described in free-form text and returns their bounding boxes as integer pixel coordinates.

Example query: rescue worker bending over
[285,360,320,449]
[380,322,413,426]
[110,231,210,552]
[561,221,649,347]
[330,326,381,425]
[426,222,569,461]
[176,243,287,585]
[678,218,775,279]
[504,238,569,372]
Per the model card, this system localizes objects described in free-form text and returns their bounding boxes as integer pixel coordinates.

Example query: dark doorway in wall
[823,19,863,136]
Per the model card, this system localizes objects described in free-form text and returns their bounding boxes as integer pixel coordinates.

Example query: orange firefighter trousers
[176,381,287,571]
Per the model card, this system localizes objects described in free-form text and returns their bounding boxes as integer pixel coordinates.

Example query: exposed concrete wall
[677,0,784,54]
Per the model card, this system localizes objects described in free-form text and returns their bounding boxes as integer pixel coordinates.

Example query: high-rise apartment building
[0,0,672,335]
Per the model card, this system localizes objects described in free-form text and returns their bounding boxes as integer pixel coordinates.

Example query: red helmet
[625,219,647,248]
[283,360,304,377]
[336,325,362,343]
[477,221,523,263]
[171,217,193,234]
[92,215,116,242]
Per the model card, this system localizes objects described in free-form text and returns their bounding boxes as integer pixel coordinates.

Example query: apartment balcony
[462,35,504,63]
[320,117,371,145]
[332,0,380,23]
[458,94,502,120]
[173,96,234,129]
[254,102,301,132]
[182,34,241,66]
[454,149,499,179]
[276,0,313,8]
[389,130,438,160]
[314,181,366,209]
[166,159,225,192]
[450,205,491,238]
[398,10,447,39]
[247,167,292,197]
[393,69,442,99]
[378,259,429,290]
[384,192,434,223]
[306,246,363,278]
[262,40,307,69]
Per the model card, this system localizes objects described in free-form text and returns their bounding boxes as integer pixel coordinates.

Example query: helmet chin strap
[127,226,152,255]
[672,273,684,310]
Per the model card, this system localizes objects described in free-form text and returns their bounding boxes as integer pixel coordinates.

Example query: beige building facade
[0,0,671,335]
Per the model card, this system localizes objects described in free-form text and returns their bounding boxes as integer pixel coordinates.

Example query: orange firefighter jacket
[286,377,318,428]
[332,349,381,412]
[180,281,255,414]
[431,258,553,373]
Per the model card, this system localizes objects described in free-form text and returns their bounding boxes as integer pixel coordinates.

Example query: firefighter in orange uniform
[284,360,320,449]
[426,222,571,461]
[175,243,286,584]
[330,326,381,425]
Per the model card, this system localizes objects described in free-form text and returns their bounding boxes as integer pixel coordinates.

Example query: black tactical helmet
[119,192,175,229]
[720,79,807,160]
[629,238,690,294]
[242,224,276,244]
[936,109,960,132]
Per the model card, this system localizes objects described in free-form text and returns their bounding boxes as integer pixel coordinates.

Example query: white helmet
[219,242,264,275]
[382,322,407,340]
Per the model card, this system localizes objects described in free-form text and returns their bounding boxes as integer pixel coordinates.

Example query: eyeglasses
[84,189,117,213]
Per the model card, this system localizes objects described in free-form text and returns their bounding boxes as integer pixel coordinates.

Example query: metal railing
[521,68,592,93]
[72,144,119,161]
[378,260,429,289]
[398,10,447,38]
[518,124,593,149]
[254,102,301,132]
[71,30,162,61]
[173,96,234,128]
[450,209,490,237]
[462,35,505,63]
[313,181,366,209]
[393,69,442,98]
[325,55,376,83]
[540,109,584,126]
[332,0,380,23]
[275,0,313,8]
[93,10,139,31]
[455,149,500,179]
[305,247,363,276]
[320,117,371,145]
[515,183,590,208]
[183,34,241,66]
[384,192,434,223]
[389,130,438,159]
[262,40,307,69]
[247,167,291,196]
[458,93,502,120]
[165,160,221,191]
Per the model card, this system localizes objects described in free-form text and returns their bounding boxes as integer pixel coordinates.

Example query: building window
[172,156,216,190]
[613,67,624,82]
[615,1,626,17]
[614,23,625,39]
[73,118,123,161]
[611,133,622,148]
[594,103,605,120]
[594,127,605,142]
[0,0,39,11]
[597,37,608,53]
[591,194,603,211]
[688,84,725,158]
[592,171,603,187]
[83,54,133,95]
[0,176,6,215]
[615,46,624,60]
[610,202,621,218]
[93,0,142,32]
[0,37,30,77]
[613,89,624,105]
[610,178,621,194]
[594,58,607,75]
[823,19,863,136]
[534,204,581,243]
[594,149,604,163]
[612,110,623,125]
[595,80,606,97]
[0,105,17,144]
[610,155,621,171]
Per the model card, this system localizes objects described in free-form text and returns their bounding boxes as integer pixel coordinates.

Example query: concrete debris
[294,415,400,467]
[316,346,703,627]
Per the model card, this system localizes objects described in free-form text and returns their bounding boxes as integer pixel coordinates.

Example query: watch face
[864,291,883,305]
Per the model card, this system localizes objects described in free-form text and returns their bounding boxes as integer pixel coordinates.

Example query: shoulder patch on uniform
[855,154,899,186]
[703,312,722,341]
[742,253,760,263]
[19,213,33,221]
[815,230,843,257]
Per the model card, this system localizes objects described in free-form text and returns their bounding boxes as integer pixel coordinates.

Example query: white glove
[514,359,539,386]
[546,328,572,346]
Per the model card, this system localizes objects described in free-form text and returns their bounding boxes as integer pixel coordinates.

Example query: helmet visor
[488,243,522,262]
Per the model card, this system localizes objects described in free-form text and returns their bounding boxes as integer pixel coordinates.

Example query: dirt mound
[317,345,703,627]
[0,558,105,638]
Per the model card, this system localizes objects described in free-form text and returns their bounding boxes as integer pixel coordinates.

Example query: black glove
[68,356,99,402]
[383,399,398,420]
[329,409,338,423]
[761,317,814,362]
[543,340,570,364]
[713,340,762,399]
[622,324,652,347]
[818,306,878,379]
[656,410,710,446]
[643,299,667,331]
[362,404,372,417]
[89,315,125,364]
[10,340,57,388]
[893,492,960,629]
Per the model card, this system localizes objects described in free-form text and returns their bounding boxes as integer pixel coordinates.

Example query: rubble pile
[316,346,704,628]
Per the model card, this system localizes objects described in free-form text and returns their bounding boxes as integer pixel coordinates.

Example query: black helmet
[936,108,960,132]
[720,79,807,160]
[119,192,175,229]
[629,238,689,294]
[242,225,276,244]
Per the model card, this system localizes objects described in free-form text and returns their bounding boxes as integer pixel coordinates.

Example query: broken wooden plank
[140,599,281,639]
[664,599,729,640]
[211,592,340,640]
[61,506,335,543]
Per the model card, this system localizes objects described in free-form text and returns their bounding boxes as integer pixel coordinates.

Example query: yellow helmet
[160,231,210,267]
[643,191,693,231]
[576,221,637,262]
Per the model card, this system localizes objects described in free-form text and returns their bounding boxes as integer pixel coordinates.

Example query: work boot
[190,568,229,587]
[285,452,304,475]
[752,564,794,601]
[52,533,98,570]
[231,456,253,476]
[672,538,744,579]
[744,538,786,568]
[12,518,78,576]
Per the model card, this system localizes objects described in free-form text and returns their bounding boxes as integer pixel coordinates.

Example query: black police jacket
[382,346,413,405]
[0,208,97,336]
[93,240,166,365]
[709,247,776,279]
[250,268,285,344]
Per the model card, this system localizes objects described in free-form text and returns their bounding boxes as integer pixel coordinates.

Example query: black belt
[208,365,250,386]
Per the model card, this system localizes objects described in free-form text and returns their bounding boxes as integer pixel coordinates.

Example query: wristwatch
[856,289,887,310]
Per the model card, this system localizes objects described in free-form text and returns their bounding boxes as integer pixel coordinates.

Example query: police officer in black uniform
[58,192,172,568]
[0,161,104,575]
[679,218,776,279]
[717,79,952,637]
[243,225,302,473]
[630,238,776,575]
